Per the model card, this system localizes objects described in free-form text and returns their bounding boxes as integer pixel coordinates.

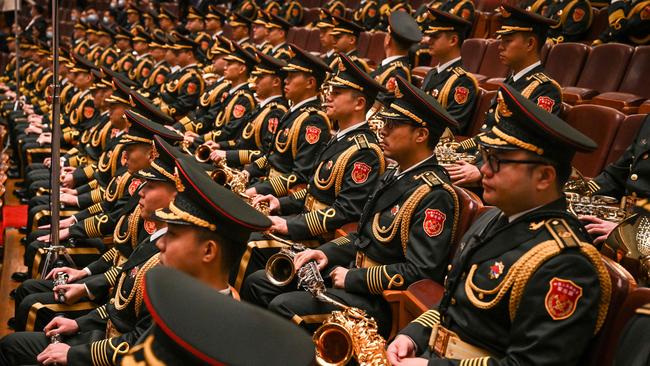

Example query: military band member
[244,44,332,197]
[158,34,205,120]
[265,13,294,60]
[236,53,386,290]
[10,135,184,333]
[324,0,346,18]
[126,28,154,88]
[229,11,257,53]
[205,5,228,39]
[593,0,650,46]
[281,0,304,26]
[387,84,610,366]
[111,27,136,76]
[329,14,371,73]
[121,267,314,365]
[422,9,479,134]
[545,0,593,43]
[185,6,213,59]
[372,11,421,92]
[316,10,338,66]
[157,8,178,33]
[253,11,274,54]
[95,24,119,69]
[377,0,413,31]
[243,75,460,337]
[452,5,562,187]
[206,51,289,167]
[354,0,381,31]
[142,33,172,97]
[581,114,650,245]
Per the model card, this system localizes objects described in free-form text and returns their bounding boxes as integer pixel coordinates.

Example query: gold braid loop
[372,184,432,255]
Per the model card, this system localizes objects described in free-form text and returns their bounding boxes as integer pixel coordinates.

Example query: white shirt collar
[237,37,249,45]
[325,49,334,57]
[512,61,541,82]
[150,227,168,241]
[153,59,165,68]
[180,63,197,71]
[219,287,232,295]
[290,96,318,113]
[345,49,357,56]
[507,204,544,223]
[336,121,366,140]
[259,94,281,107]
[395,154,435,178]
[272,42,286,53]
[171,65,180,73]
[382,55,405,66]
[436,57,462,74]
[229,82,247,94]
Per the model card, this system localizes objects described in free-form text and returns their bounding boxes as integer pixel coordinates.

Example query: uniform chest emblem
[351,162,372,184]
[431,89,440,98]
[155,73,166,85]
[268,118,279,133]
[536,96,555,113]
[129,266,139,278]
[390,204,400,216]
[233,104,246,119]
[386,77,397,92]
[187,82,198,94]
[305,125,321,144]
[128,178,142,196]
[83,106,95,119]
[144,220,156,235]
[545,278,583,320]
[221,92,229,102]
[423,209,446,237]
[489,261,504,279]
[572,8,585,22]
[454,86,469,105]
[142,68,150,77]
[326,160,334,170]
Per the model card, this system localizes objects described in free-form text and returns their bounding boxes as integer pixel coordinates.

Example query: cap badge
[496,91,513,118]
[489,261,505,279]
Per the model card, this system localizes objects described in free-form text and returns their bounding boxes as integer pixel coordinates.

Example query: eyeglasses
[479,147,550,173]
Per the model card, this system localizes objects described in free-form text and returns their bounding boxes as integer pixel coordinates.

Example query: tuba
[263,233,389,366]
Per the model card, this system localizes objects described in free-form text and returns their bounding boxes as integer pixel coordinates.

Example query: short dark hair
[194,227,238,272]
[349,89,372,113]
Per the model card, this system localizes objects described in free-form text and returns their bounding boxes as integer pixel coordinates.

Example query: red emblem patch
[233,104,246,119]
[305,126,321,144]
[641,5,650,20]
[572,8,585,22]
[423,209,446,237]
[144,220,156,235]
[128,178,142,195]
[123,61,133,71]
[390,204,399,216]
[187,82,197,94]
[454,86,469,105]
[129,266,139,278]
[268,117,279,133]
[461,8,471,20]
[386,77,398,92]
[368,8,377,17]
[351,162,371,184]
[106,56,114,65]
[142,68,150,77]
[545,278,583,320]
[155,74,166,85]
[83,106,95,119]
[536,96,555,112]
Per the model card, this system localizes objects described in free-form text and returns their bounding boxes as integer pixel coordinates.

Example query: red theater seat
[544,42,590,87]
[461,38,489,74]
[473,39,509,84]
[605,114,646,165]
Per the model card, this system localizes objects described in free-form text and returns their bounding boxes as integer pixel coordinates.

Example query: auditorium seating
[465,88,496,138]
[473,39,509,85]
[563,43,634,105]
[460,38,489,74]
[590,46,650,114]
[544,43,590,87]
[605,114,646,165]
[566,104,626,177]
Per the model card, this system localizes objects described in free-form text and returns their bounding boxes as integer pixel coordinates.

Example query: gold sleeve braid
[330,236,352,246]
[412,309,441,328]
[291,188,308,200]
[91,188,104,204]
[88,180,99,190]
[304,208,336,236]
[365,265,405,294]
[83,165,96,179]
[238,150,261,165]
[96,305,109,320]
[460,357,491,366]
[254,156,268,169]
[464,220,611,334]
[104,266,121,287]
[88,203,103,215]
[90,338,130,366]
[268,174,298,197]
[99,248,117,263]
[84,214,109,238]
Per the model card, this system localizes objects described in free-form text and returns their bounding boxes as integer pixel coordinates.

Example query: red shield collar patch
[351,162,371,184]
[187,82,198,94]
[545,278,583,320]
[128,178,142,196]
[123,61,133,71]
[454,86,469,105]
[155,73,166,85]
[390,204,399,216]
[305,125,321,144]
[233,104,246,119]
[423,209,446,237]
[142,68,150,77]
[536,96,555,113]
[83,106,95,119]
[385,77,397,92]
[572,8,585,22]
[268,117,279,133]
[129,266,139,278]
[144,220,156,235]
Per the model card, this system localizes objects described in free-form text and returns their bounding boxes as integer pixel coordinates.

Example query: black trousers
[241,269,392,337]
[0,329,104,366]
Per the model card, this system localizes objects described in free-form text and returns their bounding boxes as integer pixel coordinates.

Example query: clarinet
[53,272,69,303]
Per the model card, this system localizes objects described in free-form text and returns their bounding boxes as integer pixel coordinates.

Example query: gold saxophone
[434,129,477,166]
[263,233,389,366]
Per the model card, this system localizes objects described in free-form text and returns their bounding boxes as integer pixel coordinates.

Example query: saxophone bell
[265,249,297,286]
[313,322,354,366]
[195,144,213,163]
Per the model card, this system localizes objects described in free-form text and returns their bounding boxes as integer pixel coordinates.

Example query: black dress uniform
[545,0,593,43]
[221,52,289,167]
[119,267,314,366]
[236,53,386,290]
[242,75,461,337]
[354,0,381,31]
[422,9,479,134]
[398,84,610,366]
[590,114,650,200]
[230,12,258,53]
[158,34,206,120]
[594,0,650,46]
[141,34,171,97]
[328,15,372,74]
[281,0,304,26]
[615,302,650,366]
[247,45,332,196]
[266,13,295,61]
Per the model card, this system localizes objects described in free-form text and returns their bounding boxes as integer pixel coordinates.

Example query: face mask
[46,31,53,39]
[80,16,87,22]
[87,14,98,23]
[71,15,78,21]
[118,0,125,6]
[103,17,110,24]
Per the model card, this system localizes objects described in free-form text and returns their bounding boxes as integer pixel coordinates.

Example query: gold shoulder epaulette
[531,72,551,84]
[268,102,288,112]
[353,134,370,150]
[544,218,581,249]
[452,66,467,76]
[637,303,650,316]
[416,171,443,187]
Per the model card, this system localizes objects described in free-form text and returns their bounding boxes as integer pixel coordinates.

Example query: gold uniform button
[447,264,452,271]
[451,298,457,305]
[631,174,638,181]
[643,154,648,160]
[110,298,115,304]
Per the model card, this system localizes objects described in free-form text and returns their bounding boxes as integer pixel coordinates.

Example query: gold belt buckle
[432,325,450,357]
[304,194,314,211]
[355,251,364,268]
